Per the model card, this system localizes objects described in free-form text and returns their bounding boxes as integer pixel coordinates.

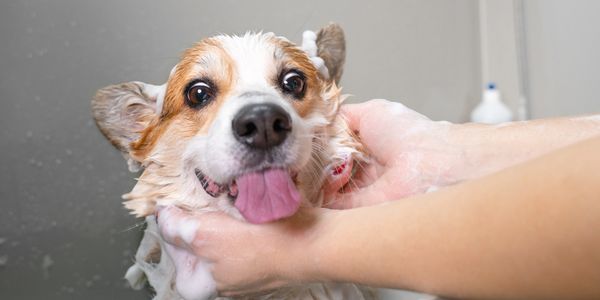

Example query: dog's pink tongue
[234,169,301,224]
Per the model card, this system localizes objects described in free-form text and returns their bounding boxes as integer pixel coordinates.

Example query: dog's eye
[186,81,215,108]
[281,71,305,98]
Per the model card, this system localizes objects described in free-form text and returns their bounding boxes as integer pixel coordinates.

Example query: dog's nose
[232,103,292,149]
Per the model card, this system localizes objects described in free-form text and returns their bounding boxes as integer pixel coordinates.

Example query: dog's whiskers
[120,221,147,233]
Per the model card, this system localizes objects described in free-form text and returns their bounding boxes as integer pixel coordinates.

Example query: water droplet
[26,131,33,138]
[41,254,54,279]
[65,149,73,156]
[36,48,48,57]
[34,96,41,102]
[36,161,43,167]
[0,255,8,267]
[0,237,5,245]
[55,159,62,165]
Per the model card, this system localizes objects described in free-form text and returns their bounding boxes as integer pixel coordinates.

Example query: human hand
[325,99,467,209]
[157,205,331,298]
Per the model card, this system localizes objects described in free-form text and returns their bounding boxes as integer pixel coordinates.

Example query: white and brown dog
[92,24,373,299]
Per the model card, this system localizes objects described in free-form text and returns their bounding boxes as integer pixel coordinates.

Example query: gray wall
[524,0,600,118]
[1,1,598,299]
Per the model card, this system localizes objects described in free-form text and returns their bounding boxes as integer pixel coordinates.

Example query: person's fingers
[156,206,192,246]
[157,205,215,250]
[157,205,250,251]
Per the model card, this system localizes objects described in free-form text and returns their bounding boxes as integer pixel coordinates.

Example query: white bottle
[470,82,513,124]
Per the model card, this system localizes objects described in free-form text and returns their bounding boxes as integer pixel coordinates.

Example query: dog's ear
[92,81,164,172]
[316,23,346,84]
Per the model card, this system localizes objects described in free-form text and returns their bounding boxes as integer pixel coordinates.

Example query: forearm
[308,136,600,299]
[452,115,600,181]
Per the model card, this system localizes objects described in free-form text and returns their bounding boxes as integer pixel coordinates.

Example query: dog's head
[93,24,359,223]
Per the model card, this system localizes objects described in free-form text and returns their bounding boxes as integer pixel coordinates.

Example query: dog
[92,23,374,299]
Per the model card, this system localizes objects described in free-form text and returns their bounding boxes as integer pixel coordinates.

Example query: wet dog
[92,23,372,299]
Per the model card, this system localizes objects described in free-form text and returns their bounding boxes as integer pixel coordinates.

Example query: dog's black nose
[232,103,292,149]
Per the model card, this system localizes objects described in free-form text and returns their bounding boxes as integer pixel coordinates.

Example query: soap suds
[301,30,329,79]
[164,244,216,300]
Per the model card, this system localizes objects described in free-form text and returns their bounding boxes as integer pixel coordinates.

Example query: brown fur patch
[271,37,324,118]
[144,244,162,264]
[131,39,235,160]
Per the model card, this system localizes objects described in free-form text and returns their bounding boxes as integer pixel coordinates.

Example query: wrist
[446,122,498,181]
[292,208,342,284]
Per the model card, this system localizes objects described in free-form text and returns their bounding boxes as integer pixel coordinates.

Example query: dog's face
[93,24,356,223]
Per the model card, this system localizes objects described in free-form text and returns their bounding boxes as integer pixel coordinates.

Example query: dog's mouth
[195,168,301,224]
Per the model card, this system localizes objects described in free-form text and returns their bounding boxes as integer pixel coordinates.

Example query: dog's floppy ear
[92,81,164,172]
[316,23,346,84]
